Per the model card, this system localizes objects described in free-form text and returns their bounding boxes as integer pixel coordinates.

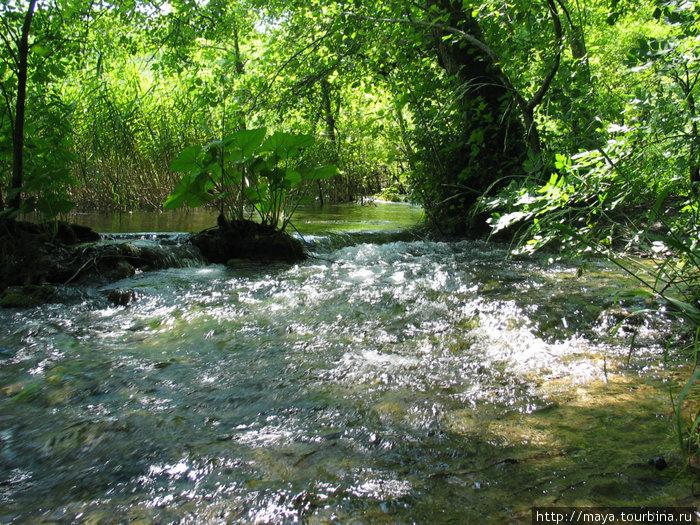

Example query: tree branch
[527,0,563,112]
[248,28,333,114]
[344,3,563,153]
[343,11,501,64]
[0,81,16,133]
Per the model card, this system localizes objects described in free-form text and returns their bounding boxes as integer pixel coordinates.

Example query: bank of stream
[0,203,697,523]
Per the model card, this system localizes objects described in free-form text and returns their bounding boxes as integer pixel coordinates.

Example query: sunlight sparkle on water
[0,222,690,522]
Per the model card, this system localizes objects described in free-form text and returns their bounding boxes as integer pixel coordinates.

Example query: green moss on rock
[0,284,56,308]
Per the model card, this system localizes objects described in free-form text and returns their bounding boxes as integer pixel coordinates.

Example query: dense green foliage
[1,0,696,305]
[0,0,695,217]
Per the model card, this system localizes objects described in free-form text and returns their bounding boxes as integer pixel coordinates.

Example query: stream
[0,202,697,523]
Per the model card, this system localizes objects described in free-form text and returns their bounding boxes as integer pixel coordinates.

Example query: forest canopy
[0,0,697,232]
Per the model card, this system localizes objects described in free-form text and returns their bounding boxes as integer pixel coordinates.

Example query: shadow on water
[2,352,693,524]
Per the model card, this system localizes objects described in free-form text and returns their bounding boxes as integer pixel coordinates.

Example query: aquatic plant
[164,127,338,231]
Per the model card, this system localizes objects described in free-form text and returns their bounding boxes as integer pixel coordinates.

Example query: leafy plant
[164,127,338,231]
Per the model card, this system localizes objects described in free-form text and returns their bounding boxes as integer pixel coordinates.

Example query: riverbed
[0,203,697,523]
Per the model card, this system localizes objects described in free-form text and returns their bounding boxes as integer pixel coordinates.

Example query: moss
[0,284,55,308]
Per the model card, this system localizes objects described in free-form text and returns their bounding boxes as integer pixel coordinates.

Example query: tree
[2,0,38,212]
[330,0,564,232]
[0,0,98,218]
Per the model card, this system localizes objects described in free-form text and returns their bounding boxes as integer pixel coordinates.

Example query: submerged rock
[192,218,306,264]
[648,456,668,471]
[104,288,136,306]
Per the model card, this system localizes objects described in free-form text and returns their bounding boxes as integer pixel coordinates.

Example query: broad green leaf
[244,183,268,204]
[164,172,213,209]
[223,149,244,164]
[260,131,314,160]
[224,127,267,156]
[284,169,302,187]
[163,180,190,209]
[170,146,202,173]
[303,165,340,180]
[202,140,223,152]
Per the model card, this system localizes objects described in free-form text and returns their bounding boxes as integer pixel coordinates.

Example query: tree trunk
[686,91,699,194]
[674,70,700,195]
[319,78,340,204]
[320,79,337,145]
[9,0,38,212]
[423,0,528,233]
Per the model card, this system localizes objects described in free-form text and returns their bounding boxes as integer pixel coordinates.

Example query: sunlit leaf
[224,127,267,156]
[302,165,339,180]
[170,146,202,173]
[260,131,315,160]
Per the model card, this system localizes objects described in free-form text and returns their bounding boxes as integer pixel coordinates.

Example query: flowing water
[1,203,697,523]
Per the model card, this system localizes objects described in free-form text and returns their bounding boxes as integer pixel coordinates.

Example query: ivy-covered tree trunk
[418,0,528,234]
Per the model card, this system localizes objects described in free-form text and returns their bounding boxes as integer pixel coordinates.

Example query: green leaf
[33,44,51,57]
[260,131,315,160]
[170,146,202,173]
[244,182,269,204]
[164,172,213,209]
[284,169,302,187]
[303,165,340,180]
[224,127,267,157]
[202,140,223,152]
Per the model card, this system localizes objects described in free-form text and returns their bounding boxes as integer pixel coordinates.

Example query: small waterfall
[99,233,207,268]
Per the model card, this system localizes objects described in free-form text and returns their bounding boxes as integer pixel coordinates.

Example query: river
[0,202,697,523]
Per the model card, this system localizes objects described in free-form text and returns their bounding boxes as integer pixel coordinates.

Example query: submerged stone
[104,288,136,307]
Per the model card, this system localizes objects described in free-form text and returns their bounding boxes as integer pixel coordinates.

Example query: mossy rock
[0,284,56,308]
[192,218,306,264]
[104,288,136,306]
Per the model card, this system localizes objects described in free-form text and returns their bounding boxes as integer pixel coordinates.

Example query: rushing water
[0,203,697,523]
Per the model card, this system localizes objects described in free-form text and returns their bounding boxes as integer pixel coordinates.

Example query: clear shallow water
[67,202,426,235]
[0,209,697,523]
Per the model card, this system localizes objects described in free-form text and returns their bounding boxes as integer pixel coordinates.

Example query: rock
[54,221,101,245]
[104,288,136,306]
[648,456,668,470]
[0,218,102,293]
[0,216,305,308]
[192,218,306,264]
[0,284,55,308]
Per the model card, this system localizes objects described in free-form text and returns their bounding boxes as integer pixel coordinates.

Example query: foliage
[164,127,338,231]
